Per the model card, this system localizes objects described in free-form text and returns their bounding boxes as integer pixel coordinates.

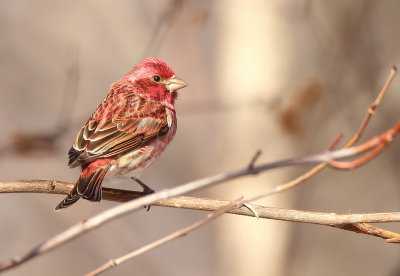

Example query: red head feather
[123,57,177,106]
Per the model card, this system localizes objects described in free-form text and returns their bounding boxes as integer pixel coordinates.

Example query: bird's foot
[131,177,155,211]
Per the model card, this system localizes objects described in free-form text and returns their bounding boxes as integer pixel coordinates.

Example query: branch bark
[1,139,398,272]
[2,178,400,275]
[1,180,400,226]
[0,66,398,274]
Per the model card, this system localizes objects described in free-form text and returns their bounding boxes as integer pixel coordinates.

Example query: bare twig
[248,150,262,170]
[0,67,397,273]
[1,120,396,200]
[1,116,398,203]
[0,126,399,272]
[85,197,244,276]
[142,0,184,56]
[244,66,398,202]
[344,65,397,147]
[336,223,400,242]
[1,181,400,225]
[328,133,344,151]
[86,197,400,276]
[329,120,400,169]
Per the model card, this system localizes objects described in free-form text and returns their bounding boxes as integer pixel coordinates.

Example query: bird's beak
[165,76,187,93]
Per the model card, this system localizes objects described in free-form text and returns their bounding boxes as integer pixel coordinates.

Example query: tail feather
[55,164,110,210]
[55,187,81,210]
[81,167,109,201]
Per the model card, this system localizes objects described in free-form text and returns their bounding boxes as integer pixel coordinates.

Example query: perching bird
[55,57,187,210]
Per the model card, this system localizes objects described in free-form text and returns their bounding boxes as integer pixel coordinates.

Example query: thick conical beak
[166,76,187,93]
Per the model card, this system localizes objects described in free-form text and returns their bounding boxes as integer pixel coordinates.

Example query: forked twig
[0,67,397,274]
[244,66,398,202]
[0,121,399,272]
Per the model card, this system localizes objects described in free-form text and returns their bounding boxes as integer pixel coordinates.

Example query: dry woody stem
[0,66,398,274]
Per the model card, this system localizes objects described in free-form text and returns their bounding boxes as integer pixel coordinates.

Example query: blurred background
[1,1,400,275]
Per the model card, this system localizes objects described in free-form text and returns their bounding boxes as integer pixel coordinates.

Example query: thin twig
[244,66,397,202]
[1,182,400,225]
[336,223,400,242]
[142,0,184,56]
[329,121,400,169]
[328,133,344,150]
[0,67,397,273]
[0,127,399,272]
[1,124,395,199]
[85,197,244,276]
[248,150,262,170]
[86,197,400,276]
[344,65,397,148]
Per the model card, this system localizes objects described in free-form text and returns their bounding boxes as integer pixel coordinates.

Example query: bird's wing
[68,98,170,168]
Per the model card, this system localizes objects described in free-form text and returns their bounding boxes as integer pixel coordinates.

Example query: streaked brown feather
[83,121,98,140]
[68,89,172,168]
[56,162,110,210]
[88,125,119,141]
[80,165,110,201]
[86,132,126,153]
[75,127,89,150]
[97,120,115,130]
[88,127,122,146]
[88,120,98,130]
[116,119,141,132]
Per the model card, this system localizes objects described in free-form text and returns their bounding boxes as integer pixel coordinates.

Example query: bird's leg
[131,177,155,211]
[131,177,155,194]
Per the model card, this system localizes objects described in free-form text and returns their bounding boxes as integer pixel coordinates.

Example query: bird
[55,57,187,210]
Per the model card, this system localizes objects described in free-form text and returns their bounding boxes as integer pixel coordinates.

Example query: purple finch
[55,57,187,210]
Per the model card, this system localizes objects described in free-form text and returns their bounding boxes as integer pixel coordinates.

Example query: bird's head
[124,57,187,108]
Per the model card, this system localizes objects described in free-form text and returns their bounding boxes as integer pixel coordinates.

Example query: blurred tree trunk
[214,1,294,275]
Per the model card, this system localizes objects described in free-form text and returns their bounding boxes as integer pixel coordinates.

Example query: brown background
[1,1,400,275]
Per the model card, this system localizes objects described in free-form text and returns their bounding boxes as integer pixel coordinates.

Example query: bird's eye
[153,75,161,82]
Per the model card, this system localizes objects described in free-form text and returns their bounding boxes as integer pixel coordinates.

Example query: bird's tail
[55,163,110,210]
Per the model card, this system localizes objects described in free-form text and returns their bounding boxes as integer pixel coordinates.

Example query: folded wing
[68,97,169,168]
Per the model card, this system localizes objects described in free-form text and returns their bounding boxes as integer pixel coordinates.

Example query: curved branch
[0,66,398,274]
[1,180,400,226]
[0,123,399,272]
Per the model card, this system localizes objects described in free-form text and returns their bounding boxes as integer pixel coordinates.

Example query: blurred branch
[0,67,398,274]
[142,0,184,56]
[86,202,400,276]
[245,65,397,202]
[344,65,397,147]
[0,121,400,272]
[85,197,244,276]
[85,206,400,276]
[0,113,398,201]
[0,48,80,157]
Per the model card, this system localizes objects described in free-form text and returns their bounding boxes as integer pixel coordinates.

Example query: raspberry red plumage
[55,57,187,210]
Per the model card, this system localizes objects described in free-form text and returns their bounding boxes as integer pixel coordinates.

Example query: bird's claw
[131,177,155,211]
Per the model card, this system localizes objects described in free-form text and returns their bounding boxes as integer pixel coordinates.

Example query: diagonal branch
[0,67,397,274]
[243,66,398,202]
[0,126,399,273]
[85,201,400,276]
[85,197,244,276]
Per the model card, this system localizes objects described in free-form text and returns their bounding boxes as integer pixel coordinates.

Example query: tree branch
[85,197,245,276]
[237,66,398,202]
[0,125,400,272]
[1,180,400,225]
[0,66,397,274]
[3,179,400,226]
